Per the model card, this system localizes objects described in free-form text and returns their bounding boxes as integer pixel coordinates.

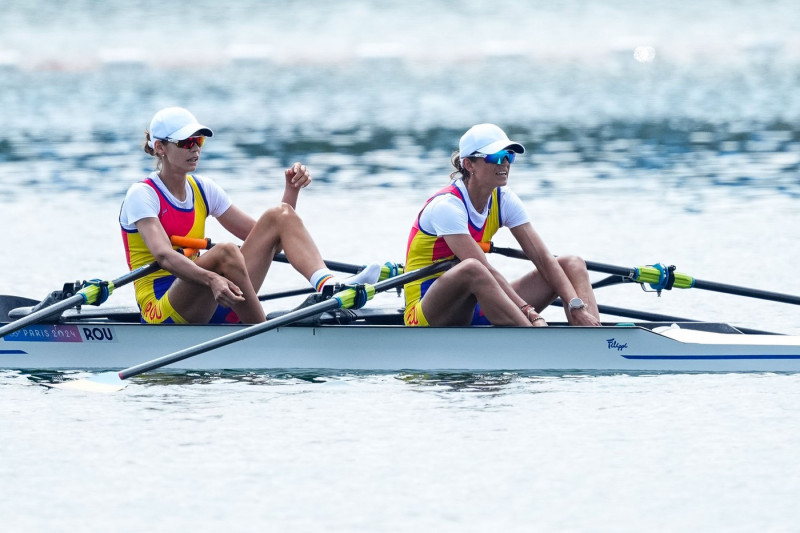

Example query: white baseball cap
[148,107,213,148]
[458,123,525,161]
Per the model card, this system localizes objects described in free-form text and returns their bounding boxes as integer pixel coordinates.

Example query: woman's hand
[521,304,548,327]
[569,307,602,327]
[285,162,312,189]
[530,315,548,327]
[209,274,246,308]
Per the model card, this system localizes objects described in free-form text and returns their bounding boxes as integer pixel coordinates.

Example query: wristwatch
[568,297,588,312]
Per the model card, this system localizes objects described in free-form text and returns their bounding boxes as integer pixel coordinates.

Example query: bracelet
[521,304,544,324]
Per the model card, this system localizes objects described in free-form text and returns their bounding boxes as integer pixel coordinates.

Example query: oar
[0,295,39,322]
[257,264,404,302]
[257,265,408,302]
[0,261,161,340]
[170,236,404,280]
[542,299,775,334]
[258,287,315,302]
[54,259,457,392]
[481,243,800,306]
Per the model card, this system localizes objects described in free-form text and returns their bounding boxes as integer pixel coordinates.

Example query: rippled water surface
[4,370,800,532]
[1,1,800,531]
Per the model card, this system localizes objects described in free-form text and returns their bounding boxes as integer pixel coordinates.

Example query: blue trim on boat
[0,350,27,355]
[623,354,800,360]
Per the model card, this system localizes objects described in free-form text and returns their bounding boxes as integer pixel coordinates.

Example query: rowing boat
[3,251,800,377]
[3,305,800,373]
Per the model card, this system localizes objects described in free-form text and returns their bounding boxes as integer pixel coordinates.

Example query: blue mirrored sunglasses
[472,150,516,165]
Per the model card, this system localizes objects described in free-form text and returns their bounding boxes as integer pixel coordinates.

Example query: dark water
[2,63,799,201]
[1,1,799,203]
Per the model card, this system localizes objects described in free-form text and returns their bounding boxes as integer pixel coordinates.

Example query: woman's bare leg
[239,203,327,291]
[420,259,530,326]
[512,255,599,318]
[167,242,266,324]
[556,255,599,317]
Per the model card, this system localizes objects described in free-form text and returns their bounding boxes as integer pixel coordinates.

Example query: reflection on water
[31,369,721,393]
[11,368,698,392]
[14,369,370,388]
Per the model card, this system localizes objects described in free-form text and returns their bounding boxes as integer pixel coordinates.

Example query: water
[4,371,800,531]
[2,1,800,531]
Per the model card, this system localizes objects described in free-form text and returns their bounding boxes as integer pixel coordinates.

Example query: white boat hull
[3,320,800,372]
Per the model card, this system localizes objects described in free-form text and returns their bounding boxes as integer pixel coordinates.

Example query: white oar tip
[46,371,126,393]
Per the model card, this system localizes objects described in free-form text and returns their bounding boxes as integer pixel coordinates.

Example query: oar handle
[170,236,213,250]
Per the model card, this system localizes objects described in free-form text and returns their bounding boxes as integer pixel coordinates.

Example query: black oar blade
[0,295,40,322]
[0,294,85,339]
[0,261,162,340]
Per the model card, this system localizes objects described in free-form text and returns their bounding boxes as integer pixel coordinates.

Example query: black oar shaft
[547,298,698,323]
[258,287,315,302]
[273,253,363,275]
[110,261,163,289]
[490,245,800,306]
[491,246,635,277]
[584,261,636,278]
[171,237,369,275]
[594,304,697,323]
[119,259,456,379]
[591,304,776,335]
[691,278,800,305]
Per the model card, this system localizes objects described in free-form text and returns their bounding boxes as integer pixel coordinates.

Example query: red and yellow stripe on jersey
[120,175,209,322]
[403,184,502,326]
